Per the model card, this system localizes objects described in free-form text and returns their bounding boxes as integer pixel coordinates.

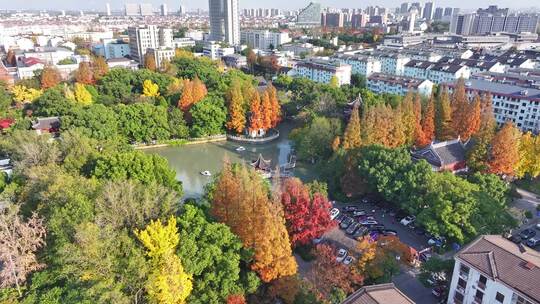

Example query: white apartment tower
[128,25,173,65]
[106,3,111,16]
[209,0,240,45]
[161,4,168,16]
[408,9,417,33]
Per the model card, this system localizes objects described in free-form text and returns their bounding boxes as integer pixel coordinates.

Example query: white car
[330,208,340,220]
[343,255,355,266]
[400,215,416,226]
[336,248,348,262]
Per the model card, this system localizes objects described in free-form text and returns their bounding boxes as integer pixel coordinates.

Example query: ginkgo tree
[142,79,160,97]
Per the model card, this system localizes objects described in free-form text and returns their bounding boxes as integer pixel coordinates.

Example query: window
[478,275,487,289]
[475,290,484,303]
[516,295,533,304]
[495,292,505,303]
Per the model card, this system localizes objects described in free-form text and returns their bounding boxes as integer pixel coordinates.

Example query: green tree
[116,103,171,142]
[289,117,342,163]
[62,104,119,140]
[189,95,227,137]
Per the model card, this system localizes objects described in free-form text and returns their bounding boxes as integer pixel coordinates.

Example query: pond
[145,122,318,198]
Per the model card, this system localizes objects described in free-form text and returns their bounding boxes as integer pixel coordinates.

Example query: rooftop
[457,235,540,302]
[368,73,429,88]
[341,283,415,304]
[444,78,540,101]
[412,138,470,168]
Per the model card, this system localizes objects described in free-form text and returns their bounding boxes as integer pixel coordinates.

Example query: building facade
[296,2,322,27]
[367,72,434,96]
[128,25,173,65]
[209,0,240,45]
[293,58,352,86]
[240,30,291,50]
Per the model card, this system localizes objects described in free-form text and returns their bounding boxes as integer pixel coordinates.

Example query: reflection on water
[145,122,318,198]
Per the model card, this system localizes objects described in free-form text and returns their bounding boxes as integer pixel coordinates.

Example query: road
[393,267,439,304]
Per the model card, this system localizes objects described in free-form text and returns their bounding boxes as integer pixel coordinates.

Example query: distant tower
[208,0,240,45]
[161,4,168,16]
[80,10,84,17]
[408,9,417,33]
[179,5,186,15]
[106,3,111,16]
[61,10,66,17]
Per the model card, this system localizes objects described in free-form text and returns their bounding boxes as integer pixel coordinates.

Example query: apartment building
[14,47,74,66]
[376,53,411,76]
[93,38,130,59]
[128,25,173,65]
[203,41,235,60]
[367,73,434,96]
[240,30,291,50]
[447,235,540,304]
[146,47,175,69]
[209,0,240,45]
[335,54,381,77]
[293,58,352,86]
[445,78,540,133]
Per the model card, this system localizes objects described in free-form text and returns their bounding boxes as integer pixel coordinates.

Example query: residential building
[411,138,471,173]
[139,3,153,16]
[172,38,196,49]
[222,54,247,68]
[444,78,540,133]
[14,47,74,66]
[64,31,114,43]
[351,14,369,29]
[342,283,415,304]
[376,53,411,76]
[293,58,352,86]
[125,3,139,16]
[434,7,444,20]
[296,2,321,27]
[209,0,240,45]
[281,42,323,56]
[322,12,344,28]
[450,14,476,35]
[203,41,235,60]
[438,57,505,74]
[93,38,130,59]
[447,235,540,304]
[128,25,173,65]
[107,58,139,70]
[400,2,410,14]
[240,30,291,50]
[147,47,175,69]
[335,53,381,77]
[423,2,434,20]
[367,73,434,96]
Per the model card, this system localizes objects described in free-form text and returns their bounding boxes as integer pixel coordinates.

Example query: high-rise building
[296,2,321,27]
[106,3,111,16]
[128,25,173,64]
[179,5,186,15]
[140,3,153,16]
[450,13,475,35]
[351,14,369,28]
[408,9,417,33]
[125,3,139,16]
[423,2,434,20]
[208,0,240,45]
[322,12,344,28]
[240,30,291,50]
[160,4,168,16]
[443,7,453,17]
[400,2,409,14]
[434,7,443,20]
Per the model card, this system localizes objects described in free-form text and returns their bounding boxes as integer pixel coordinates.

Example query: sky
[1,0,538,11]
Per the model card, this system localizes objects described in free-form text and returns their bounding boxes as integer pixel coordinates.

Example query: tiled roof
[342,283,415,304]
[457,235,540,302]
[411,138,469,167]
[444,78,540,101]
[368,73,428,88]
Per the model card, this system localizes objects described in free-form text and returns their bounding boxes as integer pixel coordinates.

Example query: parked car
[354,226,369,239]
[330,208,340,220]
[335,213,345,224]
[400,215,416,226]
[346,222,360,235]
[360,220,378,226]
[343,256,355,266]
[509,234,522,244]
[352,210,367,217]
[369,225,386,232]
[344,206,359,212]
[420,252,432,262]
[336,248,348,262]
[428,236,446,247]
[432,286,446,299]
[526,236,540,248]
[383,229,398,236]
[520,228,536,240]
[340,217,354,229]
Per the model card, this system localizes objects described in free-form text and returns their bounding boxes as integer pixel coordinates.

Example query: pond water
[145,122,318,198]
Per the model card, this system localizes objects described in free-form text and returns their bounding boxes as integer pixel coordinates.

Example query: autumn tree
[227,295,247,304]
[488,121,521,176]
[11,85,42,103]
[144,52,157,71]
[246,48,257,72]
[249,91,263,134]
[92,56,109,79]
[435,87,453,140]
[280,178,335,247]
[421,95,435,146]
[135,216,193,304]
[191,77,207,103]
[142,79,160,97]
[226,81,247,134]
[342,105,362,149]
[516,132,540,178]
[211,163,297,282]
[467,94,497,172]
[40,65,61,89]
[179,78,207,114]
[451,79,469,138]
[0,207,46,296]
[267,84,281,127]
[413,93,428,147]
[73,82,93,105]
[261,91,273,130]
[401,92,416,145]
[310,244,363,298]
[6,49,16,66]
[74,61,94,85]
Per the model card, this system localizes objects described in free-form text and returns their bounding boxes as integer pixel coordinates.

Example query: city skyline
[3,0,540,11]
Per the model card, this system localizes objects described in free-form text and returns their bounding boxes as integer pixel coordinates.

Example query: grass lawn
[514,177,540,195]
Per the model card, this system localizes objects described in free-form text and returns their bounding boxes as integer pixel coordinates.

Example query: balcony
[459,271,469,280]
[456,285,466,294]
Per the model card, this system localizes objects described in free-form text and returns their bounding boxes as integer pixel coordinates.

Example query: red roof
[0,118,15,129]
[23,57,44,67]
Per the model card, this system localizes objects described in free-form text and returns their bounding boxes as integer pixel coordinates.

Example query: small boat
[200,170,212,176]
[235,146,246,152]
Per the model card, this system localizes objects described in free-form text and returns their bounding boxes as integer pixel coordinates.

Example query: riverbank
[133,135,227,150]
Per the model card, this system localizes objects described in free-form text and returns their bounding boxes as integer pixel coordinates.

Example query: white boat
[200,170,212,176]
[235,146,246,152]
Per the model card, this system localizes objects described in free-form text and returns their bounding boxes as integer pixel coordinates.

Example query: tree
[461,94,481,140]
[0,207,46,296]
[421,95,435,146]
[179,79,194,111]
[211,163,297,282]
[41,65,62,89]
[176,204,259,303]
[135,216,193,304]
[73,82,93,105]
[190,95,227,137]
[489,121,521,176]
[92,56,109,80]
[435,88,453,140]
[342,105,362,150]
[191,77,208,104]
[261,91,273,130]
[11,85,42,103]
[310,244,362,298]
[74,62,94,85]
[289,117,342,162]
[142,79,160,97]
[280,178,335,247]
[144,52,157,71]
[451,79,469,139]
[246,49,257,72]
[413,94,428,147]
[249,91,263,134]
[516,132,540,178]
[167,107,189,139]
[467,94,497,172]
[6,49,16,66]
[267,84,281,128]
[329,76,339,88]
[400,93,416,145]
[226,82,247,134]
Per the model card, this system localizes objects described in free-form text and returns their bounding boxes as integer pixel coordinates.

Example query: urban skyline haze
[2,0,538,11]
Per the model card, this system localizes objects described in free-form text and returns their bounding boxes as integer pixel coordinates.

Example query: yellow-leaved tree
[73,83,93,105]
[11,85,42,103]
[135,216,193,304]
[142,79,160,97]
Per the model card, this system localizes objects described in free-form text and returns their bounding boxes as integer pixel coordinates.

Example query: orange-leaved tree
[342,105,362,150]
[421,94,435,145]
[40,66,61,89]
[261,91,273,130]
[267,84,281,128]
[74,62,94,85]
[226,82,246,134]
[249,91,263,134]
[413,93,428,147]
[488,121,521,176]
